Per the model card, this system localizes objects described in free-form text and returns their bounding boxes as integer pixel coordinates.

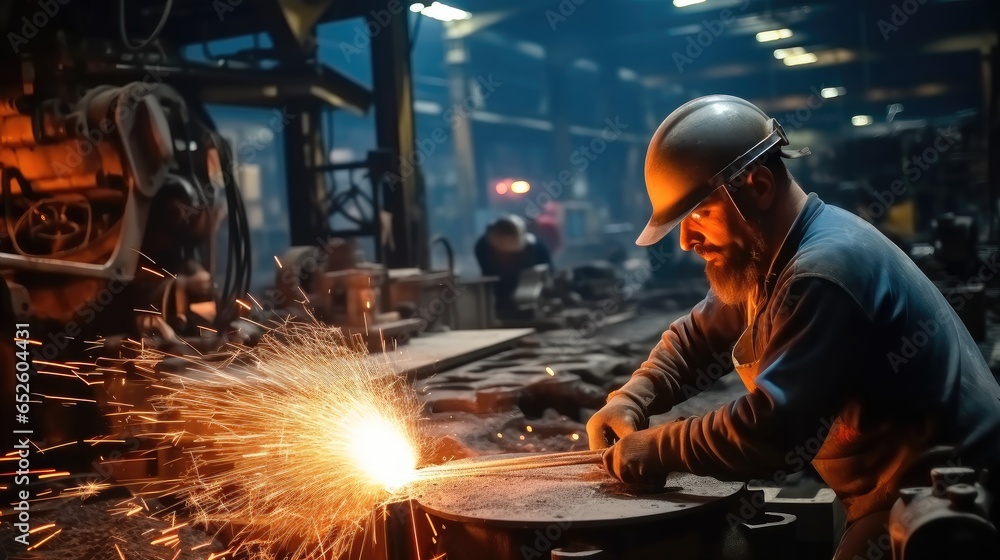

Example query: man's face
[679,187,769,306]
[488,231,525,256]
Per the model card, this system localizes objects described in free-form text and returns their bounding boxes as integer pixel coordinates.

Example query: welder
[474,214,553,319]
[586,95,1000,558]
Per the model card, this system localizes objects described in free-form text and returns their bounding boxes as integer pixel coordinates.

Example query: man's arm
[613,290,746,417]
[606,277,869,481]
[588,290,744,449]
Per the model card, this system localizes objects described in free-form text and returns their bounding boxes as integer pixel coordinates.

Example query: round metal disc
[414,455,744,528]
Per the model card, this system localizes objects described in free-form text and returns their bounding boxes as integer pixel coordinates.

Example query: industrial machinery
[0,0,419,451]
[274,239,424,350]
[890,466,997,559]
[0,76,251,354]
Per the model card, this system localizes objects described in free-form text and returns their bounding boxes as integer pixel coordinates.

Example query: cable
[120,0,174,51]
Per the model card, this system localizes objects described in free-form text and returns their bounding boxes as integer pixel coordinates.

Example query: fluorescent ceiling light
[773,47,806,60]
[756,29,793,42]
[572,58,599,72]
[413,2,471,22]
[782,52,818,66]
[851,115,873,126]
[821,87,847,99]
[673,0,706,7]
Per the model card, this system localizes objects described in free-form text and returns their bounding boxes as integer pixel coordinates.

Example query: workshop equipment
[275,240,423,350]
[890,466,997,559]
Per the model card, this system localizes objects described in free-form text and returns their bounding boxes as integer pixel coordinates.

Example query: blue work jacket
[614,193,1000,522]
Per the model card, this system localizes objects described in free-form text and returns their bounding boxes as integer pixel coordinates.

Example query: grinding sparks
[349,416,419,491]
[125,321,425,559]
[101,320,596,559]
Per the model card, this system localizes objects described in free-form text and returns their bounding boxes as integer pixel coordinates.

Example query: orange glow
[495,181,509,195]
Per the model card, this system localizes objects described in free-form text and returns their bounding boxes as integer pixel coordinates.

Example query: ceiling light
[572,58,599,72]
[851,115,873,127]
[409,3,424,12]
[415,2,471,22]
[773,47,806,60]
[510,180,531,194]
[821,87,847,99]
[673,0,706,7]
[782,52,818,66]
[618,67,638,81]
[756,29,793,42]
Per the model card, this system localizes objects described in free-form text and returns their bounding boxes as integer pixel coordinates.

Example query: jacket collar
[763,193,825,296]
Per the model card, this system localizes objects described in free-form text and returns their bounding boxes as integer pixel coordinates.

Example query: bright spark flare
[127,321,425,559]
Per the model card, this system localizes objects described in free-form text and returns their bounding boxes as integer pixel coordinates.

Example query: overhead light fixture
[412,2,471,22]
[572,58,600,72]
[773,47,806,60]
[851,115,873,127]
[782,52,818,66]
[617,67,638,81]
[821,87,847,99]
[510,180,531,194]
[756,29,793,42]
[673,0,706,7]
[495,181,509,195]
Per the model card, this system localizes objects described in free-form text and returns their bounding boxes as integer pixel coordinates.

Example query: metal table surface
[414,455,744,529]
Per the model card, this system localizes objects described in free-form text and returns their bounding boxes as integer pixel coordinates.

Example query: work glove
[601,425,671,487]
[586,393,648,450]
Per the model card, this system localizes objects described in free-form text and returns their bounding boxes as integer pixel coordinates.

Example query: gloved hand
[586,394,648,450]
[601,425,670,486]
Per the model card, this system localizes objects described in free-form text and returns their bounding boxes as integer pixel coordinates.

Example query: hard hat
[636,94,810,247]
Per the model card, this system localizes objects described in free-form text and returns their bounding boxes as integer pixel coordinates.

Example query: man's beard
[703,223,769,306]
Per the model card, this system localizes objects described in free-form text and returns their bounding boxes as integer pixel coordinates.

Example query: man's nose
[679,217,703,252]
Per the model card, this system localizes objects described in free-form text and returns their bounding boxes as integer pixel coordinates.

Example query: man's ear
[745,165,777,211]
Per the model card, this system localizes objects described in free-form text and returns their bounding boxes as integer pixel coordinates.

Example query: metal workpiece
[415,459,743,527]
[408,455,801,560]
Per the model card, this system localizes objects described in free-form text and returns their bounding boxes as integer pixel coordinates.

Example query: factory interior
[1,0,1000,558]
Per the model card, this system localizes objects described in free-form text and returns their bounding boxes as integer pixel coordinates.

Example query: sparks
[108,320,593,559]
[124,321,425,559]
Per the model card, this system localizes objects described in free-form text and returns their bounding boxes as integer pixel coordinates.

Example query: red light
[495,181,509,195]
